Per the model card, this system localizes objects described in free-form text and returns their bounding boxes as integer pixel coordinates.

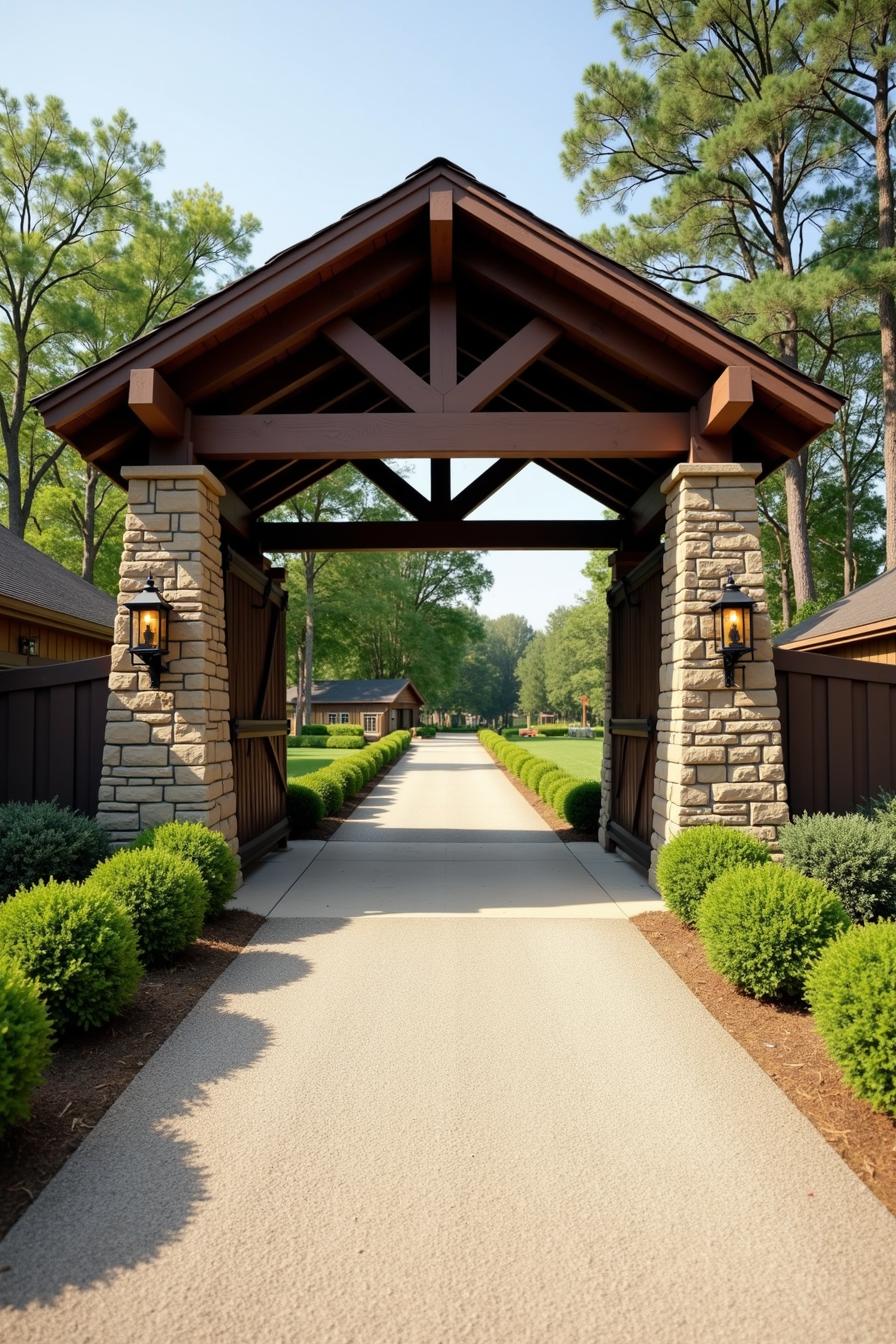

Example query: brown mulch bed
[633,910,896,1217]
[0,908,263,1241]
[489,756,597,842]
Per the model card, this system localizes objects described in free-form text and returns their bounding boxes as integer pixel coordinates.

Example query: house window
[364,713,377,734]
[327,712,338,724]
[340,712,350,724]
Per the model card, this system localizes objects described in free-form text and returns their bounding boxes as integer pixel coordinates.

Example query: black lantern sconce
[710,569,756,687]
[124,575,172,689]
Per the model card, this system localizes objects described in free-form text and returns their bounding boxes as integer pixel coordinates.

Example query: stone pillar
[96,465,238,852]
[650,463,788,885]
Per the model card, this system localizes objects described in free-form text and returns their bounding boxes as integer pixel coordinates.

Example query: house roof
[287,678,424,706]
[0,526,116,636]
[776,569,896,651]
[31,157,842,531]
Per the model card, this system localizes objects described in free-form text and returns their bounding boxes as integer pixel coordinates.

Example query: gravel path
[2,736,894,1342]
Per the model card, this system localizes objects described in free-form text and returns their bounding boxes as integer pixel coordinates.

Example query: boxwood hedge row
[477,729,600,834]
[287,729,413,834]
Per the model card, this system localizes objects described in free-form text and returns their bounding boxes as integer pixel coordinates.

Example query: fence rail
[0,656,110,815]
[774,646,896,816]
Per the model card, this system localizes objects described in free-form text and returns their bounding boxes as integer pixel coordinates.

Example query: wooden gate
[606,548,663,867]
[224,549,290,867]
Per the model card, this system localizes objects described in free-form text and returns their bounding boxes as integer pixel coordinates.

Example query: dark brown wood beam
[255,519,624,552]
[351,458,434,519]
[324,316,442,412]
[246,460,342,515]
[461,248,706,398]
[192,411,690,461]
[697,365,753,437]
[430,459,451,511]
[430,189,453,283]
[447,459,528,519]
[444,318,560,413]
[628,477,667,539]
[536,459,630,511]
[128,369,185,438]
[177,244,423,402]
[429,286,457,393]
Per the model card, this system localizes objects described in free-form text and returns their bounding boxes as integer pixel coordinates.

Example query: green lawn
[515,734,603,781]
[287,747,360,779]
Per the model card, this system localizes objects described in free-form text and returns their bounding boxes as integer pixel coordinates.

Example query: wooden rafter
[536,459,630,512]
[430,459,451,510]
[128,369,185,439]
[447,459,528,519]
[255,519,624,552]
[462,247,706,397]
[429,286,457,392]
[430,189,453,283]
[444,318,560,412]
[324,316,442,412]
[351,459,434,519]
[697,365,753,437]
[247,459,342,515]
[192,411,690,461]
[177,245,423,403]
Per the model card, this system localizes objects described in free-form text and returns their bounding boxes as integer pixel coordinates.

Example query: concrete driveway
[1,735,894,1342]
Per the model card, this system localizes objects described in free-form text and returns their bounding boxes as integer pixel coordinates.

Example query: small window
[327,712,338,724]
[340,712,350,724]
[364,713,377,733]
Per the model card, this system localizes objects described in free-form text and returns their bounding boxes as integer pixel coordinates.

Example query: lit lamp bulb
[727,611,742,646]
[142,612,159,648]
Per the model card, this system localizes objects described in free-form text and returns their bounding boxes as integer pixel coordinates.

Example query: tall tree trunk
[782,452,815,608]
[842,456,855,595]
[302,552,315,728]
[81,466,98,582]
[875,64,896,569]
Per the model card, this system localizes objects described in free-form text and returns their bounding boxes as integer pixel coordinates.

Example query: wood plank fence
[0,656,110,815]
[774,646,896,816]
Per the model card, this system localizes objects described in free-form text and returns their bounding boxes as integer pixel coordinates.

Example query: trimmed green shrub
[286,781,325,834]
[537,768,565,802]
[0,801,111,902]
[142,822,237,920]
[416,724,436,738]
[89,849,206,965]
[303,771,344,816]
[560,781,601,833]
[656,825,770,926]
[526,760,556,793]
[539,726,569,737]
[302,724,328,736]
[328,759,365,797]
[546,774,577,811]
[324,736,366,750]
[287,735,300,748]
[697,865,849,1001]
[298,735,326,747]
[0,880,141,1033]
[779,812,896,923]
[519,759,540,789]
[325,722,363,736]
[806,922,896,1115]
[0,957,52,1134]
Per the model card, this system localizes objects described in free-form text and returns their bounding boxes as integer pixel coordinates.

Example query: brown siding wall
[0,656,110,813]
[774,647,896,814]
[816,634,896,665]
[0,608,110,668]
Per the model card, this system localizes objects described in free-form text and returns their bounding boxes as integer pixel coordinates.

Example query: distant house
[0,526,116,669]
[776,570,896,665]
[286,678,424,737]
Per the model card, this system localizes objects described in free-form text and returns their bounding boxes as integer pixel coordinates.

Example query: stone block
[121,744,169,767]
[106,720,151,744]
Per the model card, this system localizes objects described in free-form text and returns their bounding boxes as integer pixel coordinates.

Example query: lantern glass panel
[723,604,750,650]
[131,606,164,650]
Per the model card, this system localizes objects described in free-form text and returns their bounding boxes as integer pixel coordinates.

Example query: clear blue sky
[8,0,617,627]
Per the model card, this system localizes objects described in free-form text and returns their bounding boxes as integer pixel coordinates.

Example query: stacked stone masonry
[96,466,238,854]
[649,462,788,883]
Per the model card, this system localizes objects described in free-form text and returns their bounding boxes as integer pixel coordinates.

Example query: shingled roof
[776,568,896,651]
[286,678,423,705]
[0,526,116,634]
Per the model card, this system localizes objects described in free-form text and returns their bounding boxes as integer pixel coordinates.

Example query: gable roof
[32,157,842,528]
[286,678,424,706]
[776,569,896,651]
[0,526,116,635]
